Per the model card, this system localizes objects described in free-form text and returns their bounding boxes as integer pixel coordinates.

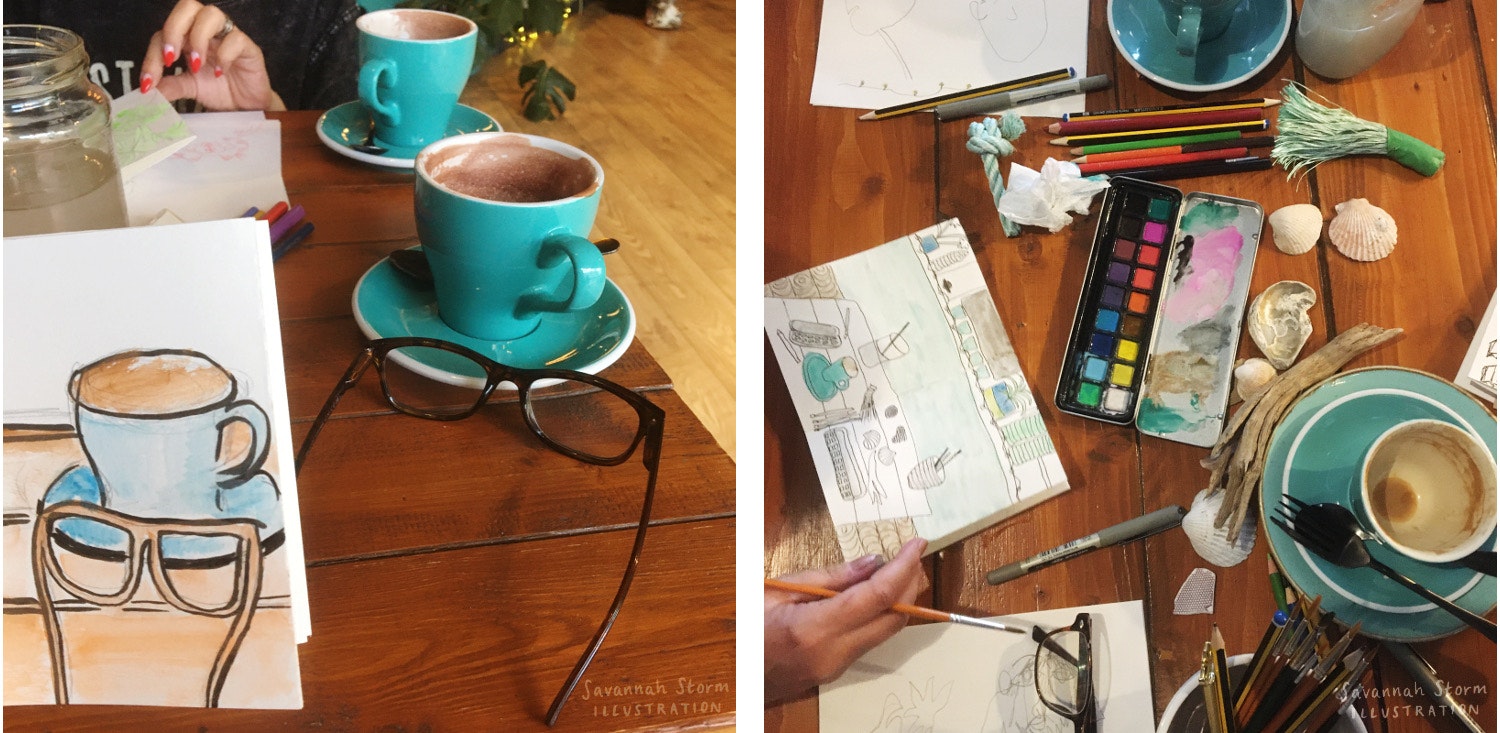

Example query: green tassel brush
[1272,82,1445,177]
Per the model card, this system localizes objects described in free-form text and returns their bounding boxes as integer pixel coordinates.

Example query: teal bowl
[1108,0,1291,92]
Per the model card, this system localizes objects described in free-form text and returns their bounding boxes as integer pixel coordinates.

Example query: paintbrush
[764,578,1027,634]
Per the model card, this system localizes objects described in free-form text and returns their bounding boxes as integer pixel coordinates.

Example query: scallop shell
[1233,358,1278,402]
[1247,281,1316,370]
[1183,488,1257,567]
[1268,203,1322,255]
[1328,198,1397,261]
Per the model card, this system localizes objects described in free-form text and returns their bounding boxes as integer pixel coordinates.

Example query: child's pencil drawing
[767,219,1068,561]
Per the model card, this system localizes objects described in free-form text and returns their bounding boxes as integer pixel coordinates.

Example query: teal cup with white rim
[1158,0,1241,56]
[414,132,607,341]
[357,8,477,150]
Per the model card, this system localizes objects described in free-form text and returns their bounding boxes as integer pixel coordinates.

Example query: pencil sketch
[981,653,1069,732]
[969,0,1049,63]
[766,219,1069,561]
[873,677,954,732]
[846,0,918,78]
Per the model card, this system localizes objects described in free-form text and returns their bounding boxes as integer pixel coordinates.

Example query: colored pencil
[1048,106,1264,136]
[1267,554,1291,617]
[858,67,1074,121]
[764,578,1028,633]
[1068,130,1247,155]
[1106,155,1272,182]
[240,206,260,218]
[272,221,314,261]
[1074,136,1273,163]
[1063,97,1280,121]
[262,201,290,224]
[268,204,306,243]
[1077,147,1248,175]
[1049,119,1268,147]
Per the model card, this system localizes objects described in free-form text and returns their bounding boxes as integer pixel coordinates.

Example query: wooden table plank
[5,518,736,732]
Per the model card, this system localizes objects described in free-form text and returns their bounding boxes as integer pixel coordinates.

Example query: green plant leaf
[524,0,569,34]
[519,60,576,121]
[478,0,525,47]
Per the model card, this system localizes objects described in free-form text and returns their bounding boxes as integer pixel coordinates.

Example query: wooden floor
[460,0,737,459]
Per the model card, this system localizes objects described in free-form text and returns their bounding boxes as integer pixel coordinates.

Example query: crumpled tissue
[996,158,1111,233]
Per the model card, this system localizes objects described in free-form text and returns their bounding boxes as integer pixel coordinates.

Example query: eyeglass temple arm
[294,350,378,474]
[545,415,665,726]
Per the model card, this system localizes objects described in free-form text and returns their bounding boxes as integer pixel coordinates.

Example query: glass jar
[1296,0,1423,80]
[3,25,129,237]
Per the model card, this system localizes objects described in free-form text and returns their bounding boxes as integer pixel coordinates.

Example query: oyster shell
[1233,358,1278,402]
[1184,488,1257,567]
[1328,198,1397,261]
[1247,281,1316,370]
[1268,203,1322,255]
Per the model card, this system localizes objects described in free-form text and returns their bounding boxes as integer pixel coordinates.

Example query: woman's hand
[764,537,930,703]
[140,0,286,111]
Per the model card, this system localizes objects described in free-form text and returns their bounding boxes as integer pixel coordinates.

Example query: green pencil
[1067,130,1244,155]
[1267,554,1290,616]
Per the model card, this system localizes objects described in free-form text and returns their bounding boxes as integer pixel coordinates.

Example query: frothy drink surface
[424,138,597,203]
[361,10,472,40]
[75,352,233,414]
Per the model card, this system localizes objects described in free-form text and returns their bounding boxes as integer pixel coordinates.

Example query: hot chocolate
[422,136,598,203]
[358,8,473,40]
[74,350,235,415]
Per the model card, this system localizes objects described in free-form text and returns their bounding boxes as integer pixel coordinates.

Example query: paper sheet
[820,600,1156,732]
[810,0,1090,117]
[123,112,288,226]
[1458,291,1497,403]
[110,89,196,182]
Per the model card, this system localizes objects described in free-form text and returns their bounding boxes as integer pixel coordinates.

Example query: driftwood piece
[1203,323,1404,538]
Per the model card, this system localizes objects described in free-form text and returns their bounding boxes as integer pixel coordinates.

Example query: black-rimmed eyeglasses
[1033,612,1098,733]
[295,337,665,726]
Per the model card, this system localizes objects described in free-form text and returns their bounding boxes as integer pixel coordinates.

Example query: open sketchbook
[820,600,1155,732]
[1457,290,1497,403]
[766,219,1069,561]
[4,219,305,708]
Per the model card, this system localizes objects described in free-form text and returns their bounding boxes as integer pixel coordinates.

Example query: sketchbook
[766,219,1069,562]
[1457,290,1497,404]
[3,219,305,708]
[820,600,1155,732]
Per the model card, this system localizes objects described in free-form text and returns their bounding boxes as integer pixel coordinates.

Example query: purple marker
[268,204,305,243]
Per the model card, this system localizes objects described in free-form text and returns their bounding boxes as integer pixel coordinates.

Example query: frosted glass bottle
[1295,0,1423,80]
[3,25,129,237]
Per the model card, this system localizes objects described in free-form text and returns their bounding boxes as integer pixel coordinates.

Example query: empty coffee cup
[71,349,271,520]
[414,132,607,341]
[1159,0,1241,56]
[357,8,478,150]
[1352,419,1497,564]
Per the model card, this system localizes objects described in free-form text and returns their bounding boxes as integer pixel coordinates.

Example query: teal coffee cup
[415,132,608,341]
[70,349,270,520]
[1159,0,1241,56]
[357,9,477,150]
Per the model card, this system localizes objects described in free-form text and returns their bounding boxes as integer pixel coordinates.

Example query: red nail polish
[214,66,223,78]
[189,52,202,74]
[162,45,177,66]
[140,74,153,94]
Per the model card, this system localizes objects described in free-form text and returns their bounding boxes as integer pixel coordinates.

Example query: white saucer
[351,252,636,389]
[315,101,501,169]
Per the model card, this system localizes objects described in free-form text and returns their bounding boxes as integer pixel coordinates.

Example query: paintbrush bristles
[1272,83,1389,177]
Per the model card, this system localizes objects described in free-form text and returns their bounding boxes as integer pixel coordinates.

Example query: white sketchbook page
[111,89,196,182]
[4,220,308,704]
[820,600,1155,732]
[810,0,1090,117]
[123,112,289,226]
[1457,291,1498,402]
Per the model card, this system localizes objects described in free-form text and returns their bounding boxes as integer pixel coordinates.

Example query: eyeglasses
[295,336,665,726]
[33,500,264,707]
[1032,612,1098,733]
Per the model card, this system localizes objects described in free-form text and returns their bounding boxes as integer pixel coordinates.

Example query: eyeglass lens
[1036,627,1092,716]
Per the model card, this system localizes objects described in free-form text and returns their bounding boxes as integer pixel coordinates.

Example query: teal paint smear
[1181,200,1240,233]
[1136,396,1196,433]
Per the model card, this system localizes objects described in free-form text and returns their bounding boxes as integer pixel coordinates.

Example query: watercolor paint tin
[1055,177,1263,444]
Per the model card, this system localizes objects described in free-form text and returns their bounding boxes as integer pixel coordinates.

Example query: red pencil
[1048,106,1265,136]
[1074,135,1273,163]
[1078,147,1248,175]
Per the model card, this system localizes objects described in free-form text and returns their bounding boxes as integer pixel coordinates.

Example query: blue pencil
[272,222,314,261]
[241,206,260,217]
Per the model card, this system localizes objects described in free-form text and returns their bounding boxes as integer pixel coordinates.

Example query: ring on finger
[216,17,236,39]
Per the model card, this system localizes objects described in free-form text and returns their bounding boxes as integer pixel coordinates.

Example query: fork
[1271,495,1497,642]
[1282,495,1497,576]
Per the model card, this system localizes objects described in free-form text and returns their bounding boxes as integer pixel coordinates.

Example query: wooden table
[765,0,1497,730]
[5,110,736,730]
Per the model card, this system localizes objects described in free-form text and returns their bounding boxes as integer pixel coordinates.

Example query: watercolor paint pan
[1055,178,1264,441]
[1055,177,1182,425]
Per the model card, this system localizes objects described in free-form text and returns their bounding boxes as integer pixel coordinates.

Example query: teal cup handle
[1176,4,1202,56]
[216,399,270,490]
[358,58,401,128]
[519,233,606,315]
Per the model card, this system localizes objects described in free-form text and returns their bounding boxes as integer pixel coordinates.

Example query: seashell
[1328,198,1397,261]
[1233,358,1278,402]
[1268,203,1322,255]
[1247,281,1317,370]
[1183,488,1258,567]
